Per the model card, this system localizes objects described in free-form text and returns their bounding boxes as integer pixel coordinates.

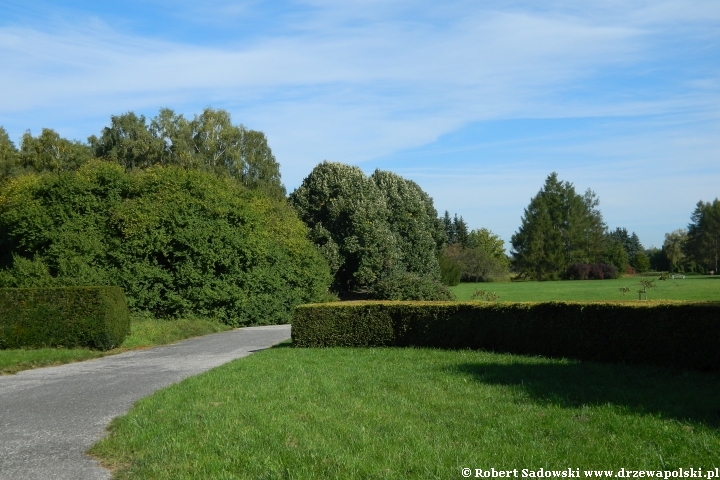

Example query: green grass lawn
[0,316,232,375]
[89,345,720,479]
[451,275,720,302]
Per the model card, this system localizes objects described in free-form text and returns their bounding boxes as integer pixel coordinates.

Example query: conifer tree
[511,172,606,280]
[686,199,720,272]
[443,211,456,245]
[453,214,469,246]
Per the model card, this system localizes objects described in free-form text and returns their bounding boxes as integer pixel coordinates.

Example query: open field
[450,275,720,302]
[0,316,232,375]
[90,345,720,479]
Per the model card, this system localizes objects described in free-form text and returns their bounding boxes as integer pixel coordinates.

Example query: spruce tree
[686,199,720,272]
[511,172,606,280]
[443,211,456,245]
[453,214,469,246]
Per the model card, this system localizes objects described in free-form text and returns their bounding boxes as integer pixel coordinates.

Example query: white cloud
[0,0,718,249]
[0,6,654,168]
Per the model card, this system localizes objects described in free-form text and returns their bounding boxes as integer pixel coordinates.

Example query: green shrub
[0,162,332,325]
[292,301,720,372]
[368,271,455,301]
[439,254,461,286]
[0,286,130,350]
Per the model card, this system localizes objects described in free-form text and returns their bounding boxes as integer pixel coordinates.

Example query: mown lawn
[450,275,720,302]
[90,345,720,479]
[0,316,232,375]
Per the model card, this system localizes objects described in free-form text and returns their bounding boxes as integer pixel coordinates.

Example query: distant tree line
[508,173,652,280]
[4,110,714,311]
[438,212,509,285]
[0,108,285,199]
[648,200,720,274]
[506,172,720,279]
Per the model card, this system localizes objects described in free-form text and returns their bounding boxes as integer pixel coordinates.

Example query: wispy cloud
[0,0,718,247]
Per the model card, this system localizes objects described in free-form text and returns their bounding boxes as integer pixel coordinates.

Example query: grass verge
[0,315,232,375]
[89,345,720,479]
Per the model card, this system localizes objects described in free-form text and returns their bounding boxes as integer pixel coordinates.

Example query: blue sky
[1,0,718,249]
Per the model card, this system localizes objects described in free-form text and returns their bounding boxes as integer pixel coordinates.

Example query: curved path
[0,324,291,480]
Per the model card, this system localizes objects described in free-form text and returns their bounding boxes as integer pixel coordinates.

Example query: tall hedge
[0,286,130,350]
[0,161,332,325]
[292,301,720,372]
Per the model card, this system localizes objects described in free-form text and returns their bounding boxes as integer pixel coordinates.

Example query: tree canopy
[289,161,445,295]
[90,108,285,198]
[370,170,445,277]
[442,211,469,246]
[0,127,21,182]
[2,107,285,200]
[606,227,644,270]
[511,172,606,280]
[289,161,398,292]
[441,227,509,282]
[0,161,330,325]
[663,229,687,273]
[685,199,720,272]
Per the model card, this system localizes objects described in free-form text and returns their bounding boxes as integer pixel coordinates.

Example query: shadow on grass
[451,359,720,429]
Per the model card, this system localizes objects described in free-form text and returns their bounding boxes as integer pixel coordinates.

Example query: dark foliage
[368,271,455,301]
[565,262,617,280]
[293,301,720,373]
[511,173,606,280]
[439,254,461,286]
[0,286,129,350]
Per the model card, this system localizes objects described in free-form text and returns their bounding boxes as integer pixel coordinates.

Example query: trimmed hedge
[0,286,130,350]
[292,301,720,372]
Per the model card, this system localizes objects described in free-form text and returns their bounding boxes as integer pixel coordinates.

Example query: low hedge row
[292,301,720,372]
[0,286,130,350]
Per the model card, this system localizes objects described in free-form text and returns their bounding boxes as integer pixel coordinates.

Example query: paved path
[0,324,291,480]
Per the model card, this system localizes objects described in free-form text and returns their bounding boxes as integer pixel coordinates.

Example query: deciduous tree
[370,170,444,278]
[663,229,688,273]
[20,128,92,174]
[90,108,285,198]
[0,127,21,182]
[289,161,398,292]
[0,161,329,324]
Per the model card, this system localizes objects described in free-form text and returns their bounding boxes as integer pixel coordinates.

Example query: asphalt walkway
[0,324,291,480]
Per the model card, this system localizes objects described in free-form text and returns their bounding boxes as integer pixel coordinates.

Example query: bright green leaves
[90,112,167,169]
[0,162,330,325]
[20,128,93,174]
[89,108,285,199]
